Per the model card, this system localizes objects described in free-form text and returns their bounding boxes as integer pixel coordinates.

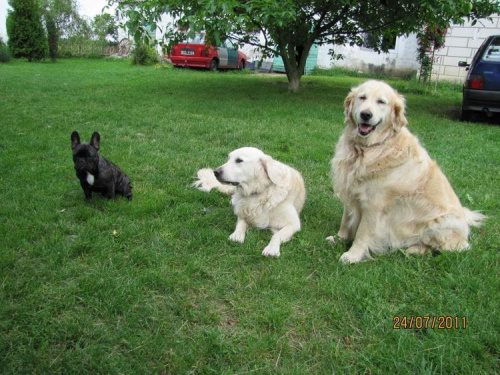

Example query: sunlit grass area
[0,59,498,373]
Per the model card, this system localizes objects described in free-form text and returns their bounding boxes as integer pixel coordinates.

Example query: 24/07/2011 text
[393,316,467,329]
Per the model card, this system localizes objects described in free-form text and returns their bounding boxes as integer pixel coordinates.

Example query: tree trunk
[46,17,59,61]
[287,69,301,92]
[278,39,312,92]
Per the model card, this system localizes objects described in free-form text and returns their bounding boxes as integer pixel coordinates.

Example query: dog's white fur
[330,80,485,263]
[193,147,306,257]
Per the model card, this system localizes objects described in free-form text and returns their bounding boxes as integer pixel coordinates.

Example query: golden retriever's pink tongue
[359,123,373,133]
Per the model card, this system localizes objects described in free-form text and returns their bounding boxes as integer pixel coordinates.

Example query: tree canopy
[91,13,119,43]
[111,0,499,91]
[41,0,90,60]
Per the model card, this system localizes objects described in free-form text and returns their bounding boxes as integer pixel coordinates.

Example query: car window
[482,37,500,62]
[187,33,206,44]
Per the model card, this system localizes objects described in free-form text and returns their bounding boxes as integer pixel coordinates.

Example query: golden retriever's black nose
[360,110,372,122]
[214,169,222,179]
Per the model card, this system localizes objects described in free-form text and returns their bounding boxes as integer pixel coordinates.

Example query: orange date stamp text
[392,316,467,329]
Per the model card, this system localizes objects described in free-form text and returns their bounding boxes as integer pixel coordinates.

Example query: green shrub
[131,43,159,66]
[6,0,48,62]
[58,37,108,58]
[0,37,11,62]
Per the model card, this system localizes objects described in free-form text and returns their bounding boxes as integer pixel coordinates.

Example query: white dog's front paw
[192,179,212,192]
[339,251,365,264]
[262,245,280,257]
[192,168,217,192]
[229,232,245,243]
[326,235,336,243]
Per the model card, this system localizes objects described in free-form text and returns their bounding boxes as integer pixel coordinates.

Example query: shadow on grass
[462,111,500,125]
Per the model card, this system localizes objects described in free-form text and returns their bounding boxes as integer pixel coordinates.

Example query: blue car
[458,35,500,121]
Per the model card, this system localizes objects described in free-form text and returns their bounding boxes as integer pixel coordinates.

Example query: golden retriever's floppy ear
[392,92,408,129]
[261,156,291,187]
[344,88,357,123]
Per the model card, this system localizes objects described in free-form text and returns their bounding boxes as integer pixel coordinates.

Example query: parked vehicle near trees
[169,33,247,71]
[459,35,500,121]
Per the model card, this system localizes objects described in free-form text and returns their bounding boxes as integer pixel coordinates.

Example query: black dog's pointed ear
[71,131,80,149]
[90,132,100,151]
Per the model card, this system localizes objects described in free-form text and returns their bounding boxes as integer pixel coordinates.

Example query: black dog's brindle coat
[71,131,132,201]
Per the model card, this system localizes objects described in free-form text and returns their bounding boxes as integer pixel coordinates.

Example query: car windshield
[482,37,500,62]
[186,33,206,44]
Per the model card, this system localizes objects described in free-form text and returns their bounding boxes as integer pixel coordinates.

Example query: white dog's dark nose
[360,110,372,122]
[214,168,222,180]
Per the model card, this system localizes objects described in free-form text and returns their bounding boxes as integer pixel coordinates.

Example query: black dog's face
[71,131,100,173]
[72,144,99,172]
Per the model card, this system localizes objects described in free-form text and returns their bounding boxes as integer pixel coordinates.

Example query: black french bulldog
[71,131,132,201]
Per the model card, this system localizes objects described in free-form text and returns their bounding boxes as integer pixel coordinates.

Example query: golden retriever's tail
[464,208,487,227]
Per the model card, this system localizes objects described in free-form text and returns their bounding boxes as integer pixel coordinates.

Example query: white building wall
[316,35,420,77]
[315,16,500,83]
[433,16,500,82]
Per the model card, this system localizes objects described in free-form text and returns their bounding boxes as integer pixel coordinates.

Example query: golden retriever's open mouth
[358,123,377,136]
[358,120,381,137]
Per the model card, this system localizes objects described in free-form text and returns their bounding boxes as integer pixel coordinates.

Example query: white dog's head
[214,147,291,196]
[344,80,407,145]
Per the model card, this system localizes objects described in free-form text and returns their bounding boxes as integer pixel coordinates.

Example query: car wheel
[209,59,218,71]
[460,109,470,122]
[238,60,245,70]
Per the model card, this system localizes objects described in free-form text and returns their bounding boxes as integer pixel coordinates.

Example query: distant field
[0,58,498,374]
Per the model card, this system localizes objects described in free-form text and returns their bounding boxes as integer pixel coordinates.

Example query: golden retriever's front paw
[405,246,429,256]
[262,245,280,257]
[229,232,245,243]
[339,251,365,264]
[337,230,350,240]
[326,234,349,243]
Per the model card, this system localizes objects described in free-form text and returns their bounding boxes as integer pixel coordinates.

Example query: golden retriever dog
[193,147,306,257]
[330,80,485,263]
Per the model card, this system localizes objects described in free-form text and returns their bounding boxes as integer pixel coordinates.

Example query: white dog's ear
[261,156,291,187]
[344,88,356,123]
[392,93,408,129]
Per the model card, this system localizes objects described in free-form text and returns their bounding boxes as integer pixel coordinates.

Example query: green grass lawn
[0,58,499,374]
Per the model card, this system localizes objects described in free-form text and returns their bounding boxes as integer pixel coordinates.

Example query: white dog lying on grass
[193,147,306,257]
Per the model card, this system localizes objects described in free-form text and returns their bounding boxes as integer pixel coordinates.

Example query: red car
[170,33,247,71]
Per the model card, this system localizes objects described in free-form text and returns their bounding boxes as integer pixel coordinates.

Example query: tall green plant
[41,0,89,61]
[57,37,108,58]
[131,43,159,65]
[7,0,48,61]
[45,14,58,60]
[0,37,11,62]
[417,24,447,83]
